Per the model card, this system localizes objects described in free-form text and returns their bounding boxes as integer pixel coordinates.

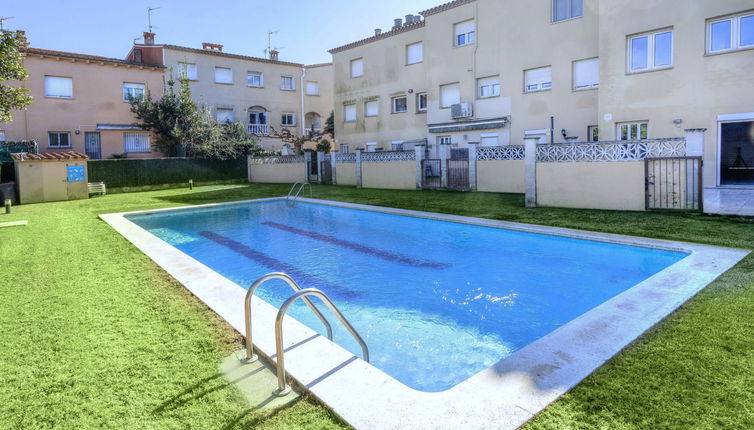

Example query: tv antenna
[147,7,160,33]
[265,30,278,59]
[0,16,15,30]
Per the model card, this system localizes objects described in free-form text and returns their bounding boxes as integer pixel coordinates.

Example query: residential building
[2,45,165,159]
[126,33,334,152]
[329,0,754,197]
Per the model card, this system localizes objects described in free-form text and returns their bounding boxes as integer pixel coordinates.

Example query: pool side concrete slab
[100,197,749,430]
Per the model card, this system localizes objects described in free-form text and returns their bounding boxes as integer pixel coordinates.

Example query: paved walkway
[704,188,754,216]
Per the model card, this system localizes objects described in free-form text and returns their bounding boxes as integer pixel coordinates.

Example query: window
[417,93,428,112]
[524,67,552,92]
[588,125,599,142]
[477,76,500,98]
[214,67,232,84]
[344,104,357,122]
[628,30,673,72]
[552,0,583,23]
[216,108,234,123]
[48,132,71,148]
[392,96,407,113]
[133,49,143,63]
[123,132,150,152]
[391,141,404,151]
[282,113,296,126]
[454,20,476,47]
[247,71,263,87]
[305,81,319,95]
[0,131,5,142]
[573,58,599,90]
[280,76,295,90]
[406,42,423,64]
[617,122,649,140]
[44,76,72,98]
[365,100,379,117]
[366,142,378,152]
[122,83,145,101]
[480,133,499,146]
[350,58,364,78]
[339,144,349,153]
[178,62,197,80]
[440,83,460,108]
[707,12,754,53]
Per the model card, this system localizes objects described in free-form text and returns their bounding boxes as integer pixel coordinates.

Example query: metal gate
[447,158,470,190]
[307,152,318,182]
[421,159,442,189]
[84,132,101,159]
[645,157,703,211]
[319,160,332,184]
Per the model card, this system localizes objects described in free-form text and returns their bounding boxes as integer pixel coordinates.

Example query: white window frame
[305,81,319,95]
[281,112,296,126]
[344,104,357,122]
[454,20,476,47]
[627,29,674,73]
[44,76,73,98]
[477,76,500,99]
[350,58,364,78]
[587,125,599,142]
[524,67,552,93]
[216,108,234,123]
[572,57,599,90]
[417,92,428,112]
[280,76,295,91]
[616,121,649,141]
[707,12,754,54]
[552,0,583,23]
[365,100,379,117]
[214,67,233,84]
[178,62,197,80]
[391,140,405,151]
[247,71,264,88]
[406,42,423,65]
[339,144,349,153]
[123,132,151,153]
[48,131,71,148]
[391,96,408,114]
[122,83,145,102]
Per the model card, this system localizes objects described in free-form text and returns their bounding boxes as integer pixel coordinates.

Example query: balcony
[248,124,269,135]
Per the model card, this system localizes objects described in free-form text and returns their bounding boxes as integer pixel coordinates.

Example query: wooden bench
[88,182,106,196]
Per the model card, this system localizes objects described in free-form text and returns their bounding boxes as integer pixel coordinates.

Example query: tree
[316,139,331,153]
[0,30,33,122]
[130,75,258,159]
[324,110,335,137]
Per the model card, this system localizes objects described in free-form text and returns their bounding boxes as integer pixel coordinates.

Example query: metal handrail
[287,182,312,204]
[272,288,369,396]
[287,182,304,198]
[243,273,333,363]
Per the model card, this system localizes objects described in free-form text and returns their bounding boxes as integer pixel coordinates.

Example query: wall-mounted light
[673,118,683,128]
[75,129,81,135]
[561,129,567,139]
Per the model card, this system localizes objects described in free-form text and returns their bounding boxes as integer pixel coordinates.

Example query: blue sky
[3,0,441,64]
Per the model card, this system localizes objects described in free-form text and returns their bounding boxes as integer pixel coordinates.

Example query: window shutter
[365,100,379,116]
[351,59,364,77]
[306,82,319,95]
[573,58,599,89]
[214,67,232,83]
[454,20,475,37]
[407,42,423,64]
[440,83,460,108]
[525,67,552,89]
[344,105,357,122]
[45,76,73,97]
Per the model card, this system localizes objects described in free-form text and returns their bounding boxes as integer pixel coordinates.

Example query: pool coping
[100,197,749,430]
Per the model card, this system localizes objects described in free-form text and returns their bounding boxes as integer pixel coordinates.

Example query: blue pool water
[127,200,686,392]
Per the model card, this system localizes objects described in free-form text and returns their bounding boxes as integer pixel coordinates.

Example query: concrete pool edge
[100,197,749,430]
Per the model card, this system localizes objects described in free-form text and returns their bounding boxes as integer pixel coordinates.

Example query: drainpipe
[300,67,306,137]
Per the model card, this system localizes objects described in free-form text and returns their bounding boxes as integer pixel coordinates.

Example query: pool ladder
[286,182,312,205]
[243,272,369,396]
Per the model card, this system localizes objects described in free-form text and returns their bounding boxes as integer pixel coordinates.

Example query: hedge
[87,157,247,188]
[1,141,38,183]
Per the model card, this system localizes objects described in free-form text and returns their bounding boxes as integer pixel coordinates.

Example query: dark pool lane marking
[198,231,362,299]
[261,221,451,270]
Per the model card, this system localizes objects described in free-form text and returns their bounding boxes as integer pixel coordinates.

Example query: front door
[84,132,101,159]
[719,120,754,186]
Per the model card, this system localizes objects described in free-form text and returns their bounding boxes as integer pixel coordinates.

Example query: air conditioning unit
[451,103,473,119]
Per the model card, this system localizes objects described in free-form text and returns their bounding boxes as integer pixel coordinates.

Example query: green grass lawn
[1,183,752,429]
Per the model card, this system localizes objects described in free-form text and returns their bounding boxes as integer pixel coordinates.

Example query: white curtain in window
[406,42,423,64]
[214,67,232,83]
[365,100,379,116]
[216,108,234,123]
[573,58,599,89]
[44,76,72,97]
[281,76,295,90]
[440,83,460,108]
[351,58,364,77]
[344,105,357,122]
[247,72,263,87]
[478,76,500,97]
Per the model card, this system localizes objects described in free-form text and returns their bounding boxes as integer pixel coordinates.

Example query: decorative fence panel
[536,138,685,162]
[361,150,415,163]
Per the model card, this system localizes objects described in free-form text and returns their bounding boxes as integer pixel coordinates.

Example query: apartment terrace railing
[248,124,270,136]
[536,138,686,163]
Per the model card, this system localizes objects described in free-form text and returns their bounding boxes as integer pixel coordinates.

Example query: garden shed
[12,152,90,204]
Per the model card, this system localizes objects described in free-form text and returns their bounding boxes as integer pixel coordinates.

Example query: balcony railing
[248,124,269,135]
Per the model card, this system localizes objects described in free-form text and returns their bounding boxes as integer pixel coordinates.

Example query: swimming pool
[126,199,686,392]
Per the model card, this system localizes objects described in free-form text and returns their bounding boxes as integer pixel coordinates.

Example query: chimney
[143,32,155,45]
[405,15,414,25]
[393,18,403,30]
[201,42,223,52]
[374,28,382,36]
[270,49,279,61]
